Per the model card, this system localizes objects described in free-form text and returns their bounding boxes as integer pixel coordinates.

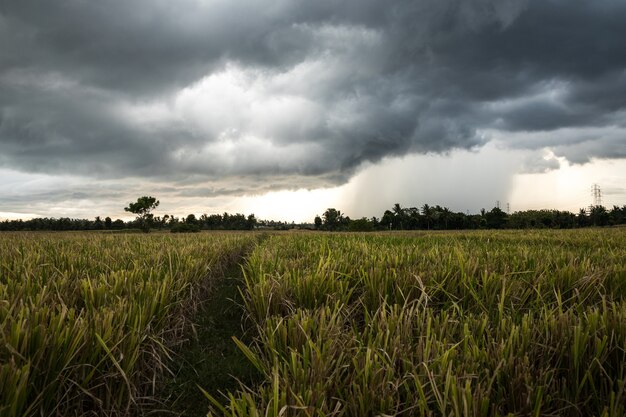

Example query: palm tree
[422,204,432,230]
[392,203,407,229]
[440,207,452,229]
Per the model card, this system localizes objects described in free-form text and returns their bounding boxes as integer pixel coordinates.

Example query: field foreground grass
[1,229,625,417]
[0,232,258,416]
[217,229,626,417]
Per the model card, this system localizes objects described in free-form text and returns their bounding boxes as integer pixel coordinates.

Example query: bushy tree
[348,217,374,232]
[485,207,508,229]
[381,210,394,230]
[124,196,159,232]
[246,214,257,230]
[322,208,345,231]
[589,205,609,226]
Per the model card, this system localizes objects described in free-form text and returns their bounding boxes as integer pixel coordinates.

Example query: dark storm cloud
[1,0,625,192]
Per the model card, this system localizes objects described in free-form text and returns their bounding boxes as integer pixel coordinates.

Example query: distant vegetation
[0,212,260,232]
[317,203,625,231]
[1,196,625,231]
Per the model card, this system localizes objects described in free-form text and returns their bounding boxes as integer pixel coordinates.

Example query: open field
[222,229,626,417]
[0,232,257,416]
[1,229,625,416]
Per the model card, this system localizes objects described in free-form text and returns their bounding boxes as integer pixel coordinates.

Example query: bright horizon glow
[510,157,626,213]
[2,144,624,223]
[237,153,626,223]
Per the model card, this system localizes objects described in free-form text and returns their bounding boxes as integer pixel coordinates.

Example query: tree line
[314,204,626,231]
[0,196,308,232]
[1,195,625,232]
[0,213,261,232]
[0,195,258,232]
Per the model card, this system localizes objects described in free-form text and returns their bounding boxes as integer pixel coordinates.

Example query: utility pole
[591,184,602,206]
[506,203,510,213]
[588,184,602,214]
[496,200,500,209]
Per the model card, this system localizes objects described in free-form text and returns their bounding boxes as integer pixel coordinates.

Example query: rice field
[216,229,626,417]
[0,232,257,417]
[1,229,625,416]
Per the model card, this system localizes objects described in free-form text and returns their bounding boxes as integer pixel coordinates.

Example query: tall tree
[589,205,609,226]
[422,204,433,230]
[246,214,257,230]
[314,215,323,230]
[322,208,343,231]
[440,207,452,229]
[124,196,159,233]
[485,207,508,229]
[392,203,408,229]
[381,210,394,230]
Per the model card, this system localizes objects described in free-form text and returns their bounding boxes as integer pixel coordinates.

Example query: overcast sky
[1,0,625,222]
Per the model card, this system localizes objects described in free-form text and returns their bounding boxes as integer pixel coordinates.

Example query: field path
[158,240,262,416]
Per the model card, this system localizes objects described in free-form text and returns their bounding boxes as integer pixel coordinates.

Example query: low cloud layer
[1,0,626,197]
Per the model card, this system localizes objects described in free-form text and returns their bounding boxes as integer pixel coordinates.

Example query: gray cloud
[1,0,625,196]
[520,152,561,174]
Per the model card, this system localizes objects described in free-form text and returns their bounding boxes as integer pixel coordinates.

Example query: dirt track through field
[160,244,262,416]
